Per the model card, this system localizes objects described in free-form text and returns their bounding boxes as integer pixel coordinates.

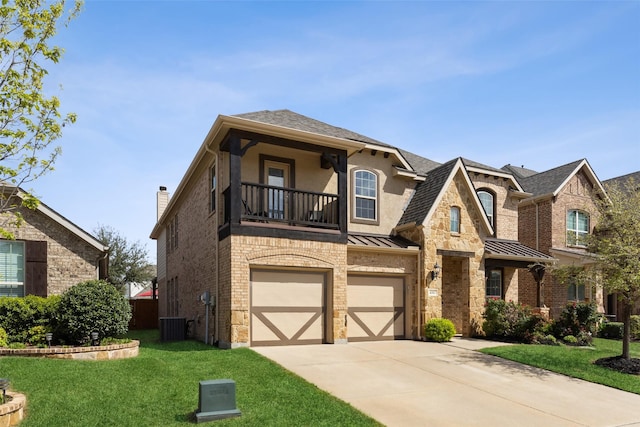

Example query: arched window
[477,190,494,226]
[567,210,589,247]
[354,169,377,221]
[450,206,460,233]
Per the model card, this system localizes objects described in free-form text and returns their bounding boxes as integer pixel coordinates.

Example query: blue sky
[32,1,640,263]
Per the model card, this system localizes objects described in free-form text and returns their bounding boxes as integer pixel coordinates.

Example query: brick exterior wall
[468,173,519,240]
[1,206,103,295]
[518,170,603,317]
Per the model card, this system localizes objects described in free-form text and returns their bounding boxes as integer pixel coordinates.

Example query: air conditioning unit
[160,317,186,342]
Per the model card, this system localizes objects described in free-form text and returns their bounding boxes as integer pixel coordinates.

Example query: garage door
[347,276,405,342]
[251,270,325,346]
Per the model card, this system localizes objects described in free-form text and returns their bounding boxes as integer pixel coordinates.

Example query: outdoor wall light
[431,262,441,280]
[90,331,99,346]
[45,332,53,348]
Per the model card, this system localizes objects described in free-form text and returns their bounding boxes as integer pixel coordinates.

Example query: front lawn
[480,338,640,394]
[1,330,381,426]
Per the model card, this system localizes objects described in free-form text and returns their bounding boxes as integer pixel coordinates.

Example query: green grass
[1,330,381,426]
[480,338,640,394]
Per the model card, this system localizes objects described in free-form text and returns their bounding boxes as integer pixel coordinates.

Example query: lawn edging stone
[0,340,139,360]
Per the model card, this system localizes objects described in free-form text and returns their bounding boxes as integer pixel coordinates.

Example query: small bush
[0,295,59,343]
[599,322,624,339]
[7,342,26,349]
[0,327,7,347]
[424,318,456,342]
[631,315,640,340]
[563,335,578,345]
[55,280,131,345]
[27,325,49,346]
[536,334,558,345]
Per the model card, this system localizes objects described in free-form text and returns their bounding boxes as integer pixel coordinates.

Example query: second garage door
[251,270,326,346]
[347,275,405,342]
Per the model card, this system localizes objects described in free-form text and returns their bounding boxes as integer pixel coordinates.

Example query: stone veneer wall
[218,234,347,348]
[401,171,488,336]
[1,207,102,295]
[347,249,419,338]
[467,173,519,240]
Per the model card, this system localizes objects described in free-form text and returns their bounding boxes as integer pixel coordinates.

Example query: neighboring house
[505,160,607,318]
[602,170,640,320]
[150,110,554,347]
[0,187,109,297]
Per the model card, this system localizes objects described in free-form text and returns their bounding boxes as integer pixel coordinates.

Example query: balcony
[221,183,341,240]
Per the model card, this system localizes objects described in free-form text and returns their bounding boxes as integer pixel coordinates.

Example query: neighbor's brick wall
[1,207,103,295]
[518,171,601,317]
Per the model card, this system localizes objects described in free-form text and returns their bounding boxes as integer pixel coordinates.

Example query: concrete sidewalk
[254,338,640,427]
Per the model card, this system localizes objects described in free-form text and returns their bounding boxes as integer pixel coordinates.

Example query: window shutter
[25,240,47,296]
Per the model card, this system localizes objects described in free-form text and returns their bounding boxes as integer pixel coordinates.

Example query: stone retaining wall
[0,392,25,426]
[0,340,139,360]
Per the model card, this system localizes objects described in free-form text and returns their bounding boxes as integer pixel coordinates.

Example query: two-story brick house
[0,187,109,297]
[504,160,607,318]
[151,110,555,347]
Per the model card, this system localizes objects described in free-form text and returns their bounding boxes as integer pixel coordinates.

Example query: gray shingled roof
[484,238,555,262]
[603,171,640,195]
[461,158,508,175]
[233,109,393,147]
[398,149,441,174]
[397,158,459,226]
[348,232,419,250]
[501,164,539,181]
[519,159,585,196]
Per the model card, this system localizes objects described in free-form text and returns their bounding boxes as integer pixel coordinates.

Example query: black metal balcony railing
[223,182,339,229]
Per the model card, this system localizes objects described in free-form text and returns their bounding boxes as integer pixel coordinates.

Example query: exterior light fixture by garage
[45,332,53,348]
[90,331,99,346]
[431,263,441,280]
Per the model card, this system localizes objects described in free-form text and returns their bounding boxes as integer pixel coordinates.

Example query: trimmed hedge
[424,318,456,342]
[599,322,623,339]
[55,280,131,345]
[0,295,59,343]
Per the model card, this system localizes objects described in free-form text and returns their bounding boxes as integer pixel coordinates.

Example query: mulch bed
[594,356,640,375]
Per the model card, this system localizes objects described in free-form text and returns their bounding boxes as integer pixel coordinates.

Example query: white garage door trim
[347,275,405,342]
[251,269,326,346]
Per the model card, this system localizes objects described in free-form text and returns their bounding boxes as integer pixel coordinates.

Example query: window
[167,276,179,316]
[478,190,494,226]
[210,163,217,212]
[167,214,179,252]
[354,170,377,221]
[567,280,585,302]
[0,240,25,297]
[450,206,460,233]
[486,269,502,299]
[567,210,589,247]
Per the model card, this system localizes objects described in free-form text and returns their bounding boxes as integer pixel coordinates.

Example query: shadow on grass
[127,329,225,353]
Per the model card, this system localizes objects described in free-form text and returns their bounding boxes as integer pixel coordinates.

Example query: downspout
[535,201,539,251]
[205,144,218,346]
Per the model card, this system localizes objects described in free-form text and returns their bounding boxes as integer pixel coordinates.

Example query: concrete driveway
[254,338,640,427]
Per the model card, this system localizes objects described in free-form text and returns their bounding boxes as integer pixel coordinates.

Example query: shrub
[0,327,7,347]
[424,318,456,342]
[563,335,578,345]
[482,299,534,342]
[0,295,59,343]
[27,325,49,346]
[631,315,640,340]
[55,280,131,345]
[554,302,599,338]
[536,334,558,346]
[598,322,624,339]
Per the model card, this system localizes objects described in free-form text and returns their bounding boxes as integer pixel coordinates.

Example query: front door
[264,161,290,220]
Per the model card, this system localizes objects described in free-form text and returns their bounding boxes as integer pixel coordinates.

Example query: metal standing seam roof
[347,233,419,250]
[484,238,555,262]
